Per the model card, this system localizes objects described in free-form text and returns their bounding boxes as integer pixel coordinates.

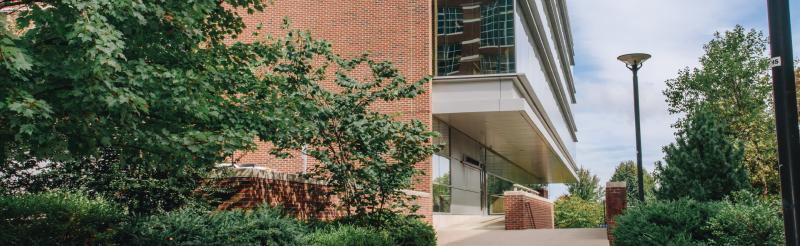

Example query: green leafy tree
[663,25,777,194]
[1,1,436,219]
[264,29,438,218]
[566,166,602,201]
[554,196,603,228]
[610,160,655,203]
[0,0,275,214]
[656,106,750,201]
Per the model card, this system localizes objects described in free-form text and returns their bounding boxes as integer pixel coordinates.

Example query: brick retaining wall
[214,168,343,220]
[504,191,555,230]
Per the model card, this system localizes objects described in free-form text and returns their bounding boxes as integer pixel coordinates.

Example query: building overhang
[432,74,577,183]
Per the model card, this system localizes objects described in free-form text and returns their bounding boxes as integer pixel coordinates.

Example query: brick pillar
[605,182,627,245]
[504,192,529,230]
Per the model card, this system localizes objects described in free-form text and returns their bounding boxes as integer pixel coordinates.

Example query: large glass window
[487,174,514,214]
[433,154,452,213]
[480,0,514,47]
[435,0,515,76]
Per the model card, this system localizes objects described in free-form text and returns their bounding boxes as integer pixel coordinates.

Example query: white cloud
[549,0,792,199]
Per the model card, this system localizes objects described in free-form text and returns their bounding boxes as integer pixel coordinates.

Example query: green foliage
[121,205,306,245]
[613,199,720,246]
[614,191,784,246]
[705,190,784,246]
[566,166,602,201]
[0,191,125,245]
[305,225,394,246]
[2,1,434,219]
[610,160,656,203]
[0,0,275,214]
[12,149,233,215]
[657,107,750,201]
[264,29,438,217]
[663,25,778,194]
[554,196,603,228]
[1,0,270,174]
[332,212,437,246]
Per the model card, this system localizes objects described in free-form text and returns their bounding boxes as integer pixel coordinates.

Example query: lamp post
[617,53,651,203]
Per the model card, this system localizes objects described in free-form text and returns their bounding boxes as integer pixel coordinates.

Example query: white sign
[770,57,782,68]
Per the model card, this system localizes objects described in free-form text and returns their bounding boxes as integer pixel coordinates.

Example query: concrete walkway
[434,215,609,246]
[437,228,610,246]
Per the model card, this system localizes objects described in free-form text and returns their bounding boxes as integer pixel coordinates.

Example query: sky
[549,0,800,198]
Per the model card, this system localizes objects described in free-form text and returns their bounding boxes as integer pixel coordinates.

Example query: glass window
[480,0,514,47]
[435,0,515,76]
[480,54,515,74]
[437,7,464,35]
[433,155,452,213]
[487,174,514,214]
[433,118,450,156]
[436,43,462,76]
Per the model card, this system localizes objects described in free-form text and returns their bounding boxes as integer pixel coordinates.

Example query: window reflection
[487,174,514,214]
[433,155,452,213]
[436,0,515,76]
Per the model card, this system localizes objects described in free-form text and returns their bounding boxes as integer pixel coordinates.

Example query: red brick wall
[215,170,343,220]
[605,182,627,244]
[503,191,555,230]
[225,0,435,220]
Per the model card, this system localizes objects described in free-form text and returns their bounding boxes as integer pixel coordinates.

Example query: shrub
[705,191,784,246]
[383,215,436,246]
[656,106,750,201]
[304,225,394,246]
[329,211,436,246]
[0,191,125,245]
[554,196,603,228]
[613,199,720,245]
[122,205,306,245]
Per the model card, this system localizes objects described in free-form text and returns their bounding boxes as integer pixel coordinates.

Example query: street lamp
[617,53,651,203]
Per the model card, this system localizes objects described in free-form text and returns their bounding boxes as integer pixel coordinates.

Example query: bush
[614,191,785,246]
[122,205,306,245]
[328,211,436,246]
[705,191,784,246]
[554,196,603,228]
[0,191,125,245]
[304,225,394,246]
[613,199,720,245]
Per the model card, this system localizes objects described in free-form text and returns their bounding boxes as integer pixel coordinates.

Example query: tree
[610,160,655,203]
[264,28,438,219]
[656,106,750,201]
[554,196,603,228]
[0,0,274,214]
[566,166,602,201]
[663,25,777,194]
[0,1,436,218]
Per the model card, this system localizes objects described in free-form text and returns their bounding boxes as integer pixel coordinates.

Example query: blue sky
[550,0,800,198]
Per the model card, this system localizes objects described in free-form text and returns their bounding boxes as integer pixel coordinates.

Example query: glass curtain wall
[435,0,516,76]
[432,118,540,214]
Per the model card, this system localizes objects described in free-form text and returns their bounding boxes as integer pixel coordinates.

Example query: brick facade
[605,182,627,245]
[503,191,555,230]
[228,0,435,220]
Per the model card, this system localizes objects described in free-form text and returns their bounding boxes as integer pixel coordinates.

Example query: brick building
[228,0,579,225]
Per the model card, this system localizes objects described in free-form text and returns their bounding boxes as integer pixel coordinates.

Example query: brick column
[605,182,627,245]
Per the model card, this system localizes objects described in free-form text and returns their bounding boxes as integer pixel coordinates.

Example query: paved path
[437,228,610,246]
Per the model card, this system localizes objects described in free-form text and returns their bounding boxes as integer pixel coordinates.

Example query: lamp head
[617,53,652,67]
